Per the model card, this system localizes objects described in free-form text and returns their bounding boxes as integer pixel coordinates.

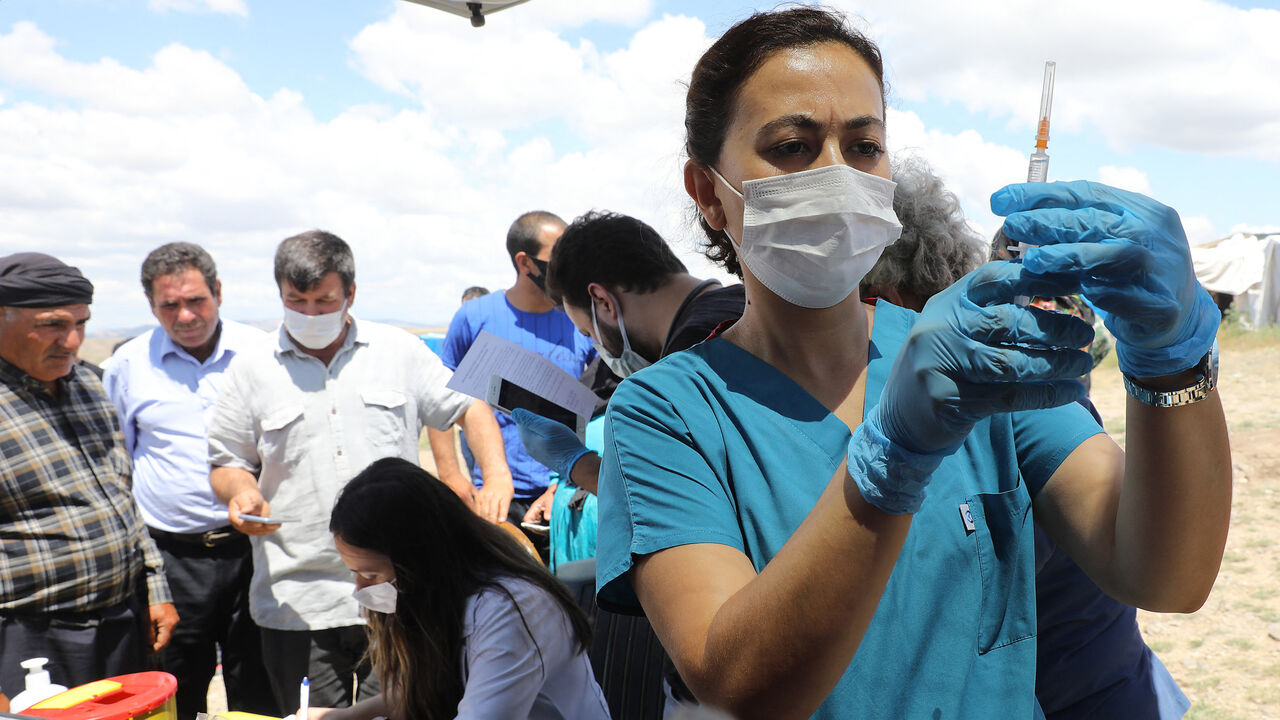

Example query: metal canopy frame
[400,0,533,27]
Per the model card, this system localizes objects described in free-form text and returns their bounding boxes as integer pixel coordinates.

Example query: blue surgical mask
[591,293,652,379]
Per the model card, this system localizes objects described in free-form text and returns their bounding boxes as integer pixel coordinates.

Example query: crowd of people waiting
[0,7,1230,720]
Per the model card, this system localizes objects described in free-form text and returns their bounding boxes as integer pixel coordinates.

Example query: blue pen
[299,677,309,719]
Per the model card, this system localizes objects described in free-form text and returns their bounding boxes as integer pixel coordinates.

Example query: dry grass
[1090,328,1280,719]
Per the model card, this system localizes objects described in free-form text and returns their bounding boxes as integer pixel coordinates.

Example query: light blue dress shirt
[103,319,269,534]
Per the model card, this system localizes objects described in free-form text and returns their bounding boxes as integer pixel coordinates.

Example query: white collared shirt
[207,316,472,630]
[103,320,270,533]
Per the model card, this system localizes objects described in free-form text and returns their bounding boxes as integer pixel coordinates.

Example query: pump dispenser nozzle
[20,658,51,690]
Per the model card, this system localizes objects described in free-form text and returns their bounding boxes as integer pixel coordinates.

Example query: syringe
[1026,61,1056,184]
[1014,60,1057,306]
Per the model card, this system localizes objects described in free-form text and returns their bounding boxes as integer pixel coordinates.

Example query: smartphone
[485,376,586,438]
[239,513,291,524]
[520,521,551,536]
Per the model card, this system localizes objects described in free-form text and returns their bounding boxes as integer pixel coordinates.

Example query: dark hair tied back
[684,6,886,277]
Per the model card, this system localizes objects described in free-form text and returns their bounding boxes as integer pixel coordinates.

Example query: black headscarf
[0,253,94,307]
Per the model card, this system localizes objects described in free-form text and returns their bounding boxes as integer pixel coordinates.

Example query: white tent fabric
[1192,232,1280,328]
[1253,239,1280,328]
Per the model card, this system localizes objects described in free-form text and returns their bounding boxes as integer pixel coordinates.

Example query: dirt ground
[1090,333,1280,719]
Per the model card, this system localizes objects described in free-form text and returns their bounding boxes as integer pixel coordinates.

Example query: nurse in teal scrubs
[594,8,1231,720]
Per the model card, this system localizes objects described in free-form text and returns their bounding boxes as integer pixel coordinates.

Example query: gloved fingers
[963,261,1081,307]
[512,408,553,436]
[991,180,1141,217]
[954,377,1087,417]
[954,345,1093,384]
[1021,240,1152,277]
[999,206,1136,248]
[513,408,579,443]
[1078,280,1182,329]
[1110,288,1221,376]
[960,302,1095,350]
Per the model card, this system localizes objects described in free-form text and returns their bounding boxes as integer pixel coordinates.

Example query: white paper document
[445,330,597,419]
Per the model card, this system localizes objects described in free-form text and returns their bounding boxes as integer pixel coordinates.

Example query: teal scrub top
[547,417,604,572]
[596,301,1103,720]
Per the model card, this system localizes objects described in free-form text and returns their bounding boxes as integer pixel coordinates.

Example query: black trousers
[150,530,279,718]
[0,597,148,697]
[259,625,381,712]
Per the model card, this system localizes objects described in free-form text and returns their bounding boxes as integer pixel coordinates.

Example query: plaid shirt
[0,356,171,613]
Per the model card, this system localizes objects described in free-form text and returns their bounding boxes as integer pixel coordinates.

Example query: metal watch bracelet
[1121,341,1219,408]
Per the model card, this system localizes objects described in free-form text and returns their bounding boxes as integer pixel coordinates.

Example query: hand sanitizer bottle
[10,657,68,712]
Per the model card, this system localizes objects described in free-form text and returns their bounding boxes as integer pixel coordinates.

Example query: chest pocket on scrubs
[968,484,1037,654]
[262,404,306,466]
[361,389,407,450]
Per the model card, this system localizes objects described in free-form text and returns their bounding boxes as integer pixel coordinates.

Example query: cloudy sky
[2,0,1278,331]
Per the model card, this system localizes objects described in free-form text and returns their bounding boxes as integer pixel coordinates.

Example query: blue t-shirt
[441,291,596,500]
[597,301,1103,719]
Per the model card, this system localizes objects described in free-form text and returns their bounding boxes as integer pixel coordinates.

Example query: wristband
[554,447,595,482]
[846,408,954,515]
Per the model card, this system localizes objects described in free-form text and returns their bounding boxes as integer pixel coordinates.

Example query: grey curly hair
[860,156,986,300]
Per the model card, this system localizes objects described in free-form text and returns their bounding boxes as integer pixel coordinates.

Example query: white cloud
[0,23,256,116]
[1096,165,1153,195]
[1229,222,1280,236]
[1182,215,1221,246]
[5,2,1264,333]
[886,108,1026,239]
[148,0,249,17]
[0,12,725,330]
[349,8,707,143]
[842,0,1280,163]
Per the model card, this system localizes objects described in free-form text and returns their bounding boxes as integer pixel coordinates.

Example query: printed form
[444,330,598,419]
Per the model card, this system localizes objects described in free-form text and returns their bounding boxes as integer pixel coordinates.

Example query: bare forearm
[640,464,911,718]
[315,692,390,720]
[1114,390,1231,611]
[570,453,601,495]
[428,427,473,503]
[458,402,511,484]
[210,466,259,504]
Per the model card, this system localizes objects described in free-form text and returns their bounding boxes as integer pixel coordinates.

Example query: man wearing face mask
[431,211,597,540]
[513,210,745,495]
[207,230,512,711]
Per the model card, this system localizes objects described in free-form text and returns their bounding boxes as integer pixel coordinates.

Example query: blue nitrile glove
[849,262,1095,514]
[512,408,593,481]
[993,181,1219,378]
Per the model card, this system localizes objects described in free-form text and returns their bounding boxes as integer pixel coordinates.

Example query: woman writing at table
[311,457,611,720]
[594,7,1230,719]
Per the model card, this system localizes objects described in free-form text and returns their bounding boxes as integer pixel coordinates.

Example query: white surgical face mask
[283,300,347,350]
[352,580,397,614]
[591,294,651,379]
[711,164,902,309]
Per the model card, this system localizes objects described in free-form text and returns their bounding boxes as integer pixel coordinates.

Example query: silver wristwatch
[1122,341,1219,408]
